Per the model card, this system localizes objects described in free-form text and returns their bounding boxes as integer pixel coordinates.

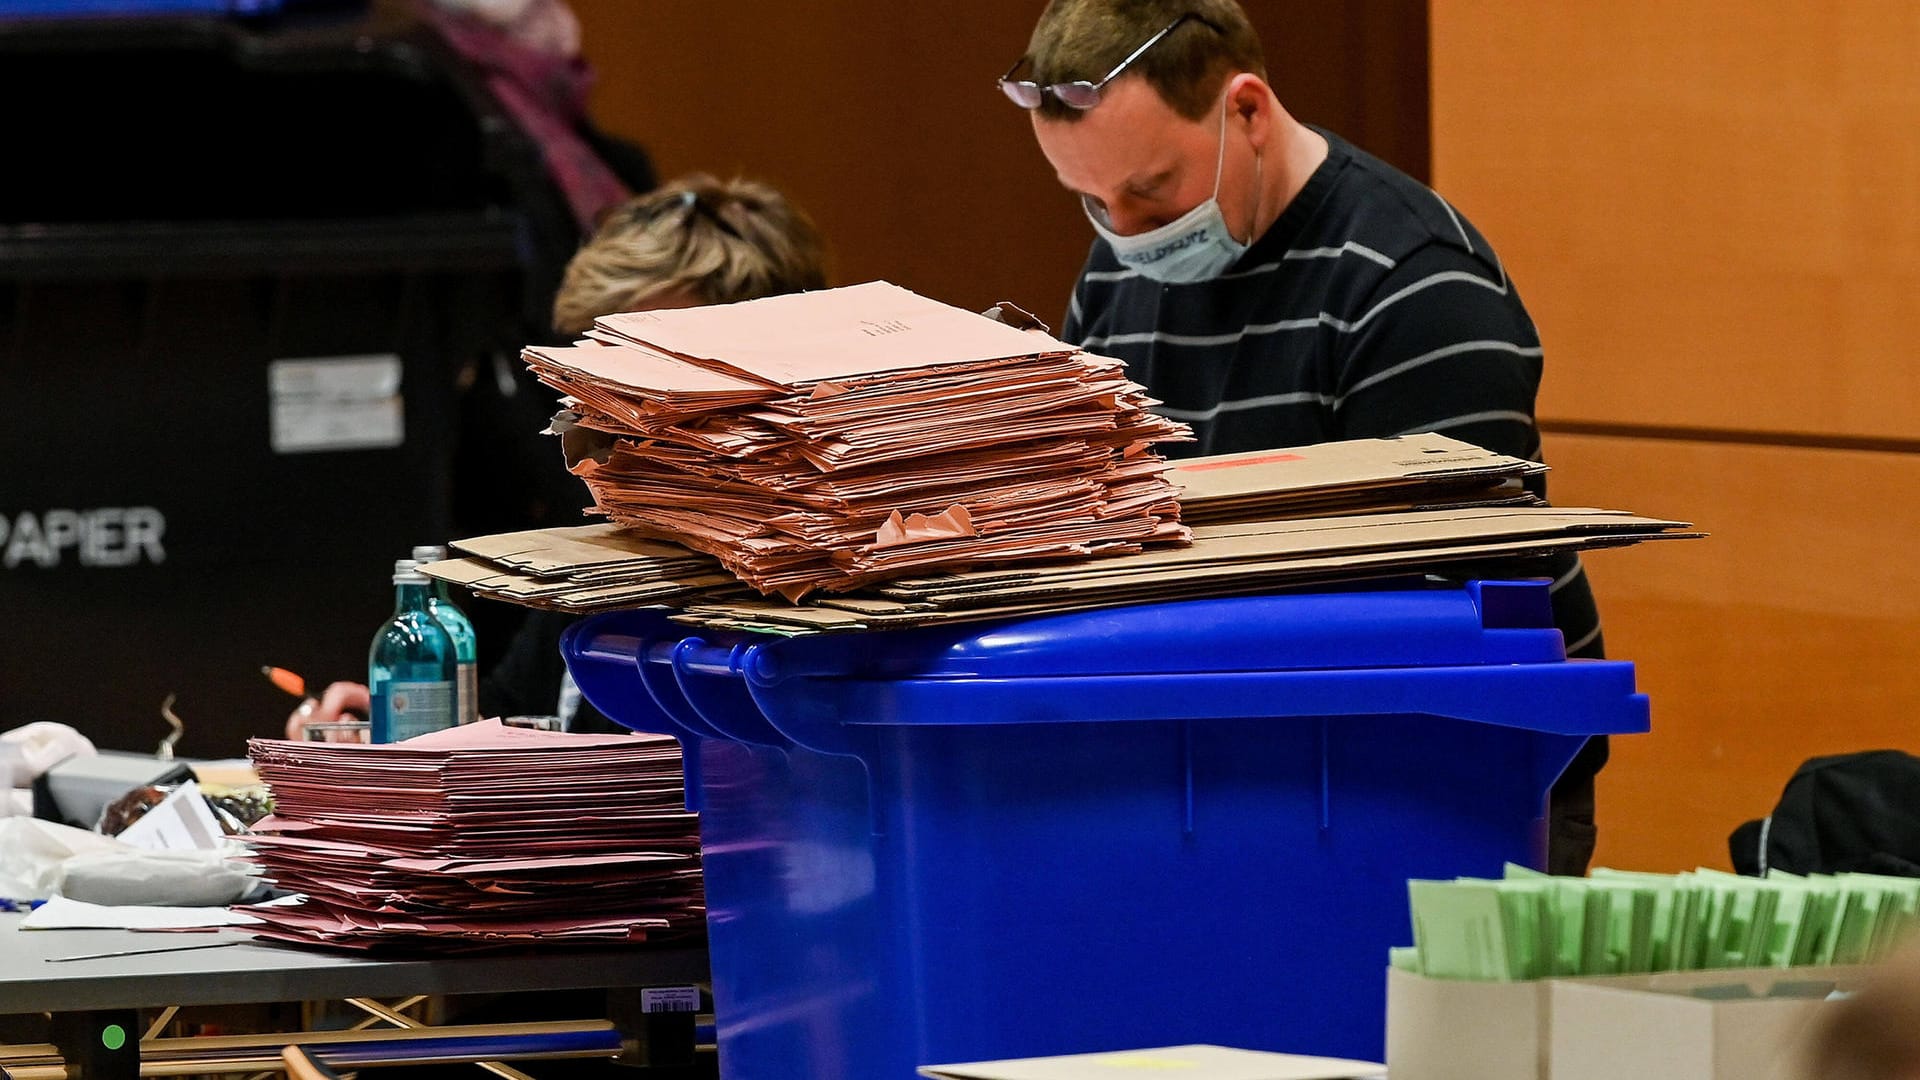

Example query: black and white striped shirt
[1063,127,1604,664]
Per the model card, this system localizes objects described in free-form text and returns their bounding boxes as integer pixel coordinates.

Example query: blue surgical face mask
[1083,93,1261,285]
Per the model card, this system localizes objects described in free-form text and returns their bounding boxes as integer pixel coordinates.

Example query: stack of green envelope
[1394,864,1920,980]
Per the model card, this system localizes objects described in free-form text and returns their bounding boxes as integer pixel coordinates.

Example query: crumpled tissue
[1,721,96,789]
[60,847,256,907]
[0,817,121,900]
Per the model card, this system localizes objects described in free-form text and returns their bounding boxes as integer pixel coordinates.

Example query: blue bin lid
[739,578,1568,685]
[0,0,281,16]
[564,578,1645,757]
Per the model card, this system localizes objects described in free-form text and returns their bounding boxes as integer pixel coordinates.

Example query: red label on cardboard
[1175,452,1307,472]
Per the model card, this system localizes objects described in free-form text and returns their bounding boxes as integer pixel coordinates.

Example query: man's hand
[284,681,371,741]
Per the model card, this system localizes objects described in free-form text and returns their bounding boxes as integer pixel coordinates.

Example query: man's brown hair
[1022,0,1267,123]
[552,174,828,333]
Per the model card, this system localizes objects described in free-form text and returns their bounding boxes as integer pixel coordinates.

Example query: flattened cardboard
[430,421,1702,624]
[872,508,1690,598]
[1171,433,1544,505]
[674,531,1686,635]
[450,524,709,577]
[418,555,736,612]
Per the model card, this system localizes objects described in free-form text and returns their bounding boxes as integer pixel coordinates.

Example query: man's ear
[1226,73,1274,149]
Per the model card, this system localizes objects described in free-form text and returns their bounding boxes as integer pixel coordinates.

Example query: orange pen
[262,665,322,724]
[262,666,309,699]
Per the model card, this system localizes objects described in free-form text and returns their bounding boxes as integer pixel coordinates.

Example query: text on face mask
[1122,227,1215,266]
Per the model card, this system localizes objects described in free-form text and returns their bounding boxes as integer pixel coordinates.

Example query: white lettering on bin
[2,507,167,569]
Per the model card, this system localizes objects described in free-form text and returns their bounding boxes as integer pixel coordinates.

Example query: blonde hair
[552,174,829,333]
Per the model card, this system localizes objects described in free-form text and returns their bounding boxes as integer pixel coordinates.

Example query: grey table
[0,914,709,1079]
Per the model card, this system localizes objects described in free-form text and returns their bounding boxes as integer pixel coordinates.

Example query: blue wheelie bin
[562,578,1649,1079]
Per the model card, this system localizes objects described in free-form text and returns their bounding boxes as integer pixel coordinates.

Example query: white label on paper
[641,986,701,1013]
[269,354,405,454]
[114,780,226,852]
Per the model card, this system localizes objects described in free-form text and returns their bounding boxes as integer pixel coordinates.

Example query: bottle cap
[392,558,427,585]
[411,545,449,563]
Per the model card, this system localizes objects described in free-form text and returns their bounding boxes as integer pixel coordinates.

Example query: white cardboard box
[1548,968,1862,1080]
[1388,965,1866,1080]
[1387,970,1548,1080]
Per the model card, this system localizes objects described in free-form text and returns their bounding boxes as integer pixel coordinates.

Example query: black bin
[0,6,574,757]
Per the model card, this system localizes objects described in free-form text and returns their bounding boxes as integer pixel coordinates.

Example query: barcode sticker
[641,986,700,1013]
[268,354,404,454]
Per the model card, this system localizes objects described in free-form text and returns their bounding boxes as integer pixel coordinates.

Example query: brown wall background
[570,1,1427,321]
[572,2,1920,877]
[1431,4,1920,871]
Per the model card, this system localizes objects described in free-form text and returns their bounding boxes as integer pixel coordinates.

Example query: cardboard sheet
[431,426,1701,632]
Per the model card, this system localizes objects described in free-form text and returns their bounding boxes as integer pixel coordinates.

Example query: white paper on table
[20,895,265,930]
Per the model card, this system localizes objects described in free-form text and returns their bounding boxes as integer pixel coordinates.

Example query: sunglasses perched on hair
[998,12,1217,110]
[630,189,742,239]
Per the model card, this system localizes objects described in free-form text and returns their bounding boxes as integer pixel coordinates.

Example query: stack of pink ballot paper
[523,281,1192,599]
[241,721,702,954]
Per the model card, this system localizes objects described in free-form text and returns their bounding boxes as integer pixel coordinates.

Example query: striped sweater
[1063,127,1604,669]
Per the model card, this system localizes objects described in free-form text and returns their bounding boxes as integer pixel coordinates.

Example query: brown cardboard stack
[523,280,1191,600]
[423,524,733,613]
[672,505,1690,633]
[422,433,1700,632]
[1169,436,1546,525]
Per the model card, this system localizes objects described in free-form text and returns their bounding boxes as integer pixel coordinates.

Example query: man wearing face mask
[1006,0,1608,876]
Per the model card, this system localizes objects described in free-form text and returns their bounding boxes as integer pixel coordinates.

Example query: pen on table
[49,940,246,963]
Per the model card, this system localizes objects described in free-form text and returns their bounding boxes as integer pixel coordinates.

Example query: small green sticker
[101,1024,126,1051]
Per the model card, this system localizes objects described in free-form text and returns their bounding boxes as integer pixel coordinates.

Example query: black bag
[1731,750,1920,877]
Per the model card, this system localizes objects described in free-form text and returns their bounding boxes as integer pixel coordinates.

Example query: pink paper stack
[527,280,1193,600]
[242,720,702,953]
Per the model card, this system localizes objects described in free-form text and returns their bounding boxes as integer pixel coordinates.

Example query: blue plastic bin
[0,1,280,15]
[563,579,1649,1078]
[0,1,281,16]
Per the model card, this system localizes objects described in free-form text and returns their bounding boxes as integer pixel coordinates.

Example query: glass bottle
[369,559,458,743]
[412,544,479,725]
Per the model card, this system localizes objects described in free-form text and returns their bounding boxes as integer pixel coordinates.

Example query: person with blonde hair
[553,173,827,331]
[291,174,827,739]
